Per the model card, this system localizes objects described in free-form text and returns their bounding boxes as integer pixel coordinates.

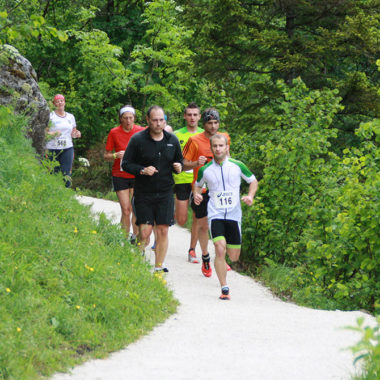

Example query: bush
[233,79,379,311]
[348,315,380,380]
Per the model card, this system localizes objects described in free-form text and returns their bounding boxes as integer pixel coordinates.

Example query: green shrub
[233,79,379,311]
[348,315,380,380]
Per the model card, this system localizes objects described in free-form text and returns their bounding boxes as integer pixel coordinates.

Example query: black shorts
[133,191,174,226]
[112,176,135,191]
[190,190,210,219]
[174,183,192,201]
[210,219,242,248]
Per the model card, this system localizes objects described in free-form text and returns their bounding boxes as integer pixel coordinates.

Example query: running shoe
[154,267,169,273]
[151,241,156,250]
[188,248,199,263]
[201,260,212,277]
[219,287,231,300]
[129,234,137,245]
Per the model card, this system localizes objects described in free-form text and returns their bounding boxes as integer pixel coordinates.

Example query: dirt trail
[52,196,373,380]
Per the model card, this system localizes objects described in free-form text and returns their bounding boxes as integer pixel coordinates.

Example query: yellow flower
[74,227,78,233]
[75,305,81,310]
[89,267,94,272]
[16,327,21,332]
[91,230,97,234]
[6,288,11,293]
[93,304,96,308]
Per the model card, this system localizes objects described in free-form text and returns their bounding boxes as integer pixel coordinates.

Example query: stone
[0,44,49,156]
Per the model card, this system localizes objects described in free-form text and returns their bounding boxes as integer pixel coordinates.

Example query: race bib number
[213,191,238,209]
[57,138,67,147]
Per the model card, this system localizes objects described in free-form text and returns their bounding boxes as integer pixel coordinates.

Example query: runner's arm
[241,179,258,206]
[121,137,144,175]
[193,185,204,205]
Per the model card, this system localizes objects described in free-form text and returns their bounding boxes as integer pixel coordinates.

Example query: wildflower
[16,327,21,332]
[93,304,96,308]
[74,227,78,233]
[78,157,90,167]
[91,230,97,234]
[6,288,11,293]
[85,264,94,272]
[75,305,81,310]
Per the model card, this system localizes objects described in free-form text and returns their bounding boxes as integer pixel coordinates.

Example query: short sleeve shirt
[105,124,145,178]
[46,111,76,150]
[173,126,204,184]
[195,157,256,222]
[182,131,231,184]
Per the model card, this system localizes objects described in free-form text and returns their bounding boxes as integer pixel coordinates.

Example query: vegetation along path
[52,196,374,380]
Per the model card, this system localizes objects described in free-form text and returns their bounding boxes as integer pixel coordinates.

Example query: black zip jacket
[121,128,183,194]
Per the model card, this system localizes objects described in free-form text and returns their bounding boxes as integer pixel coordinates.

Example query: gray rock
[0,44,49,156]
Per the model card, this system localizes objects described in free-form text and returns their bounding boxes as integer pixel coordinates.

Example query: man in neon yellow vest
[173,102,204,263]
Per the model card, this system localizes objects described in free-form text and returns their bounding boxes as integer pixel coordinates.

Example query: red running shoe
[201,260,212,277]
[188,248,199,263]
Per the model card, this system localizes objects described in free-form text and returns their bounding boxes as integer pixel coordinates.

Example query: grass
[0,107,178,379]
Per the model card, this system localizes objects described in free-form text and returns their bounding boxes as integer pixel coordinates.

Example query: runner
[193,134,258,300]
[173,102,203,263]
[46,94,81,188]
[121,105,183,274]
[182,108,230,277]
[104,105,144,243]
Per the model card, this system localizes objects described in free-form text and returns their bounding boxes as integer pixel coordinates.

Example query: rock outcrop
[0,44,49,156]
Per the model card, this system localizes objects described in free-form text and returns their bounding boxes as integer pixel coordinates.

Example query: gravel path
[52,196,374,380]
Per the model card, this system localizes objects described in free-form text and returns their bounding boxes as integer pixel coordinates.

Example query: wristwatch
[140,168,144,175]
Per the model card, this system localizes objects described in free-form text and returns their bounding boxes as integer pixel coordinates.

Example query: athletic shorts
[112,176,135,192]
[133,191,174,226]
[209,219,242,248]
[174,183,192,201]
[190,190,209,219]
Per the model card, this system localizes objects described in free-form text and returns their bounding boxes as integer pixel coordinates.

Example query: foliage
[237,78,341,263]
[300,119,380,310]
[234,77,379,311]
[72,141,113,194]
[0,106,177,379]
[178,0,380,145]
[348,315,380,380]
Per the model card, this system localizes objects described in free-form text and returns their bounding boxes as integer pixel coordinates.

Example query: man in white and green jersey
[173,102,203,263]
[194,134,258,300]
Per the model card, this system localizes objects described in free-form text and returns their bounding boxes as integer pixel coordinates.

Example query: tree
[178,0,380,143]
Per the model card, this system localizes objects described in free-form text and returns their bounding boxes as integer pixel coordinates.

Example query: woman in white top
[46,94,81,187]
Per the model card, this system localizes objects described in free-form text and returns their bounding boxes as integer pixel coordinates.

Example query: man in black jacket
[122,105,183,273]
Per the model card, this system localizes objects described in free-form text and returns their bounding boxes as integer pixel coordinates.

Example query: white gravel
[52,196,375,380]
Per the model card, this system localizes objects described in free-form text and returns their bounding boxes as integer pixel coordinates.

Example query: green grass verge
[0,108,178,379]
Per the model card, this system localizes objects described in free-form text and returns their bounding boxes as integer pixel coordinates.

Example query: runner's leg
[116,188,132,238]
[155,224,169,268]
[214,239,228,287]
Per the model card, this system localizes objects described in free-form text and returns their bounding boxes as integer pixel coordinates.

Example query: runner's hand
[197,156,207,166]
[173,162,182,173]
[194,193,203,205]
[71,129,81,138]
[241,195,253,206]
[143,166,159,176]
[115,150,125,159]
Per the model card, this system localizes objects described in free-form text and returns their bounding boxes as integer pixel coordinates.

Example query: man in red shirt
[104,105,145,242]
[183,108,230,277]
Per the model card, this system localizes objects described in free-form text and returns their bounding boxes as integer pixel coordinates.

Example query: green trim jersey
[195,157,256,222]
[173,126,204,184]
